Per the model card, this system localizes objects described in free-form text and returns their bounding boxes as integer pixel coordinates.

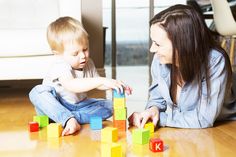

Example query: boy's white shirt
[43,56,99,104]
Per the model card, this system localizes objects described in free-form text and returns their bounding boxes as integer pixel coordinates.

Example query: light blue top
[146,49,236,128]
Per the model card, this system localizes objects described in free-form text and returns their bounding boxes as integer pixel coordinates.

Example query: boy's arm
[59,76,123,93]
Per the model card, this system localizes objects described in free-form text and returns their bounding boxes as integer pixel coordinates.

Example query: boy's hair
[47,16,88,53]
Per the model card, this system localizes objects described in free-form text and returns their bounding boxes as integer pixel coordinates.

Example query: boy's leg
[72,98,113,124]
[29,85,75,127]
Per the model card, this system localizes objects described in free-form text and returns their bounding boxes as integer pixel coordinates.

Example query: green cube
[114,108,127,120]
[132,128,150,144]
[33,115,49,127]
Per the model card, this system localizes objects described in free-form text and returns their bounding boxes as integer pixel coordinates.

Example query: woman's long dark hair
[150,4,232,102]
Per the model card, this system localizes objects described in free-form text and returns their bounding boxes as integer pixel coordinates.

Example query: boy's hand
[124,86,132,95]
[101,78,127,94]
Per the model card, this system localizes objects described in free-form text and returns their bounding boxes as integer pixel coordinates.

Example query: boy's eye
[82,48,88,52]
[72,51,78,56]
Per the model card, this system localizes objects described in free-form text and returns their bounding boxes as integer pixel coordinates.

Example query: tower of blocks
[113,90,127,131]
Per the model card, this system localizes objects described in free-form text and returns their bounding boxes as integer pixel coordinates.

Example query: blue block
[90,116,102,130]
[113,89,125,98]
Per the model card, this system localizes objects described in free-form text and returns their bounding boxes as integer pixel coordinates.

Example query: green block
[132,128,150,144]
[33,115,49,127]
[114,108,127,120]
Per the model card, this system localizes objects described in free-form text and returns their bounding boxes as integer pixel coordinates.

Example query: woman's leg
[29,85,75,127]
[71,98,113,124]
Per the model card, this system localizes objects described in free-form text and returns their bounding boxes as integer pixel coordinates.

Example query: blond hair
[47,16,88,54]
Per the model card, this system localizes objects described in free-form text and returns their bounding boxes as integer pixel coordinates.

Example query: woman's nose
[149,43,157,53]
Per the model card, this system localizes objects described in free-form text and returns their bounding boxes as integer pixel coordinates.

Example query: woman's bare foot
[62,117,81,136]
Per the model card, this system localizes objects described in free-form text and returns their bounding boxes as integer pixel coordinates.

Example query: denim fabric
[29,85,113,127]
[146,49,236,128]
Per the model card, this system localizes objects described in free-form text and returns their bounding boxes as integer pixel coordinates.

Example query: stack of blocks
[29,115,63,139]
[28,115,49,132]
[113,90,126,131]
[101,127,122,157]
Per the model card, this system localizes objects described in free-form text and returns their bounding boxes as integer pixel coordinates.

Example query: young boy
[29,16,132,136]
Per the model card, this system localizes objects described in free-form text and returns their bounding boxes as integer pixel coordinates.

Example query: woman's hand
[128,106,159,128]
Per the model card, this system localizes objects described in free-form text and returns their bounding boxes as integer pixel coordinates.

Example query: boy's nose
[79,51,86,58]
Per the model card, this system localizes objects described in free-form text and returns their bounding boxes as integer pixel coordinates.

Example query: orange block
[113,120,126,131]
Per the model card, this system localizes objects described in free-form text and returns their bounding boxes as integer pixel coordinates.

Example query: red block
[149,138,163,152]
[28,122,39,132]
[113,119,126,131]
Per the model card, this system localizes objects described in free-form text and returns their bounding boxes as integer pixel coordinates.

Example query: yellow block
[101,127,118,143]
[101,143,122,157]
[113,98,126,109]
[47,123,63,138]
[144,122,155,134]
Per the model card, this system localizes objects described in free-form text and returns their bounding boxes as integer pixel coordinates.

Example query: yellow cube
[47,123,63,138]
[144,122,155,134]
[113,98,126,109]
[101,127,118,143]
[101,143,122,157]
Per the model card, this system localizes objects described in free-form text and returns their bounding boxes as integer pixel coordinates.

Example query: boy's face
[150,24,173,64]
[62,41,89,69]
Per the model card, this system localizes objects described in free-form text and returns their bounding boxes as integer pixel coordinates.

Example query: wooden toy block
[113,89,125,98]
[132,128,150,145]
[101,127,118,143]
[33,115,49,127]
[144,122,155,134]
[149,138,164,152]
[114,108,127,120]
[47,123,63,138]
[113,120,126,131]
[113,98,126,109]
[90,116,102,130]
[101,142,122,157]
[47,137,62,149]
[28,121,39,132]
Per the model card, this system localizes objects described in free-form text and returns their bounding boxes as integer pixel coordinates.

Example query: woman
[128,4,236,128]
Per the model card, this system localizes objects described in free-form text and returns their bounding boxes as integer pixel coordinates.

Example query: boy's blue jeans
[29,85,113,127]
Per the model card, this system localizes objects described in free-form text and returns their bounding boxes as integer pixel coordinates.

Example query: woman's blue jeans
[29,85,113,127]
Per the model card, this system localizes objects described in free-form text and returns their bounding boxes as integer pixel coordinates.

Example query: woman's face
[150,24,173,64]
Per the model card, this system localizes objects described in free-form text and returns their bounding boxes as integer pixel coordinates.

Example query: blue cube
[113,89,125,98]
[90,116,102,130]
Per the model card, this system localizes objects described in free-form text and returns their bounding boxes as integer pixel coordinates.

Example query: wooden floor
[0,66,236,157]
